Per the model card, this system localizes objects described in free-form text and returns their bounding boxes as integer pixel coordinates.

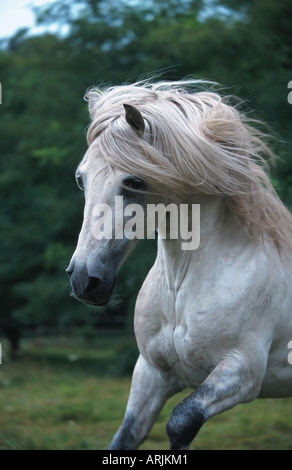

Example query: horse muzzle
[66,259,116,306]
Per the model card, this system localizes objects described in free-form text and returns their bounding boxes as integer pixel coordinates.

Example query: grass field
[0,332,291,450]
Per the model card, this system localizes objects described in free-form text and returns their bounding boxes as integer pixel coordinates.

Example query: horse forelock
[85,80,292,255]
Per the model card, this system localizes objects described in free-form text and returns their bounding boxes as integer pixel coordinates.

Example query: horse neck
[156,195,239,288]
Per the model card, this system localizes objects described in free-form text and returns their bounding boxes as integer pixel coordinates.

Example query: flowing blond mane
[86,80,292,254]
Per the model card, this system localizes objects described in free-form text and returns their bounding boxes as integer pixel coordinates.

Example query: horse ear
[123,104,145,136]
[87,91,100,119]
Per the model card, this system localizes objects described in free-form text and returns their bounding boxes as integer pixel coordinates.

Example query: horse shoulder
[173,246,288,370]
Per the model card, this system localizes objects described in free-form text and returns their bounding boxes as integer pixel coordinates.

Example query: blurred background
[0,0,291,450]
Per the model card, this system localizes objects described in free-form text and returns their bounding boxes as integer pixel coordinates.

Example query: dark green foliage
[0,0,291,351]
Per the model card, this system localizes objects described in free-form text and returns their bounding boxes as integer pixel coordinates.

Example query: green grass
[0,333,291,450]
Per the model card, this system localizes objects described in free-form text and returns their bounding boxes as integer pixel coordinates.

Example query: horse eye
[76,173,85,191]
[122,176,145,191]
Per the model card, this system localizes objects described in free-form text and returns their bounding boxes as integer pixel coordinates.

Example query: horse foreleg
[107,354,177,450]
[166,352,266,450]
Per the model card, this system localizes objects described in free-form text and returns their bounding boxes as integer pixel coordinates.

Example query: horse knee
[166,355,262,449]
[166,399,205,450]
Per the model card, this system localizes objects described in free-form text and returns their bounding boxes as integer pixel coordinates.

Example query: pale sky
[0,0,60,39]
[0,1,227,40]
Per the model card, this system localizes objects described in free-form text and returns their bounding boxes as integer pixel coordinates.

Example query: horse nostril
[86,276,101,296]
[65,266,73,276]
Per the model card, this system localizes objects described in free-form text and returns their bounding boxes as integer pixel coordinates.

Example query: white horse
[66,80,292,450]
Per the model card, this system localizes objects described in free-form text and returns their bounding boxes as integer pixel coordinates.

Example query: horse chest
[134,294,177,369]
[134,288,210,387]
